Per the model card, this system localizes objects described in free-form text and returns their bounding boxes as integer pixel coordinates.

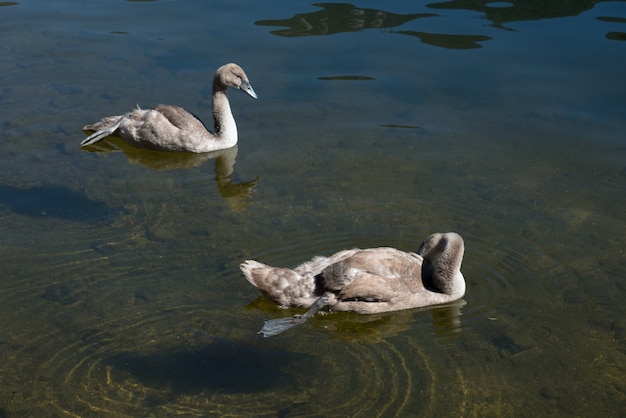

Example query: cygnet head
[417,232,465,296]
[215,63,257,99]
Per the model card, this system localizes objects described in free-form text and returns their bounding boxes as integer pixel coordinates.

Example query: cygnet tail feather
[240,260,316,307]
[240,260,270,287]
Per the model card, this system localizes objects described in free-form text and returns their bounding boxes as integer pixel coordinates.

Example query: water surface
[0,0,625,416]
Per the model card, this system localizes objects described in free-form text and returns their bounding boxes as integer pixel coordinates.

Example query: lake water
[1,0,625,416]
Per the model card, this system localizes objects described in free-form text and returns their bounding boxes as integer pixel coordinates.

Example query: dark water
[1,0,625,416]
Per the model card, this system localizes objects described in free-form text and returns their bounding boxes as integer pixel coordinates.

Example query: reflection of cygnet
[81,63,257,153]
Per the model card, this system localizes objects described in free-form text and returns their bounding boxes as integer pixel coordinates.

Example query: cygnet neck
[212,82,237,147]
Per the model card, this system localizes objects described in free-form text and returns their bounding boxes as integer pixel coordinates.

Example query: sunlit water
[1,0,625,416]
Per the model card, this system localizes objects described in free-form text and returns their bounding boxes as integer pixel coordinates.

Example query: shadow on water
[255,3,436,37]
[254,3,491,49]
[393,30,491,49]
[106,337,311,395]
[82,139,259,211]
[605,30,626,41]
[256,1,623,46]
[429,0,626,42]
[0,184,120,222]
[429,0,608,27]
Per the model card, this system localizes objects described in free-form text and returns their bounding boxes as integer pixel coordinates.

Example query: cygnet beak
[240,81,257,99]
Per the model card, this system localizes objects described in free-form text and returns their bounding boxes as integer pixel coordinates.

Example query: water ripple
[23,299,437,416]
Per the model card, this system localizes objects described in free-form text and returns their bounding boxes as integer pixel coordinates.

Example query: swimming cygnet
[81,63,257,153]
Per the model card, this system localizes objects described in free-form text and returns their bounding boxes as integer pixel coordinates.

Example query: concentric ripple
[10,225,539,417]
[22,282,444,417]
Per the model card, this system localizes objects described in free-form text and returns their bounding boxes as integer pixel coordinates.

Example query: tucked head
[417,232,464,261]
[215,63,257,99]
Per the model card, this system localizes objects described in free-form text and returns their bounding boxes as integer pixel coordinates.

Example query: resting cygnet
[241,232,466,336]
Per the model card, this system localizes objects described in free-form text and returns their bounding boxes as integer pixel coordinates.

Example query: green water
[0,0,625,416]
